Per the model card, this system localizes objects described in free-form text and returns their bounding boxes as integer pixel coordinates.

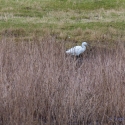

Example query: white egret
[66,42,88,56]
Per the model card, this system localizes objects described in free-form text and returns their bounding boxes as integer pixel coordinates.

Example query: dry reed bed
[0,36,125,125]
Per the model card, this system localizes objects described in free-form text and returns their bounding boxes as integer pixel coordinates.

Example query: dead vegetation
[0,36,125,125]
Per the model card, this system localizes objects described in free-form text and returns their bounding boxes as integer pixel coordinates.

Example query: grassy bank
[1,0,125,43]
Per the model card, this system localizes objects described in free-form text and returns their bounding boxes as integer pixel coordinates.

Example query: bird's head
[82,42,88,47]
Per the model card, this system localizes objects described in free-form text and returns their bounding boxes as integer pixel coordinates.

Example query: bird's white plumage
[66,42,88,56]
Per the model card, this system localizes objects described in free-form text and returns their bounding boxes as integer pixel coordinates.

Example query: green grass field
[1,0,125,43]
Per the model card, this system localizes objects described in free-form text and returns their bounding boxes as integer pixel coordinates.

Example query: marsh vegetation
[0,36,125,125]
[0,0,125,125]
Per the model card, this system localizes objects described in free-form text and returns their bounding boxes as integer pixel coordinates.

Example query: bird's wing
[66,46,82,55]
[73,46,82,50]
[66,47,74,54]
[74,46,83,55]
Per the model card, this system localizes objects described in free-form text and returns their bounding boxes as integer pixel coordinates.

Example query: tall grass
[0,36,125,125]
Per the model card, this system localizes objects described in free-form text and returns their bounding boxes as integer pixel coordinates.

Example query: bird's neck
[82,45,86,48]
